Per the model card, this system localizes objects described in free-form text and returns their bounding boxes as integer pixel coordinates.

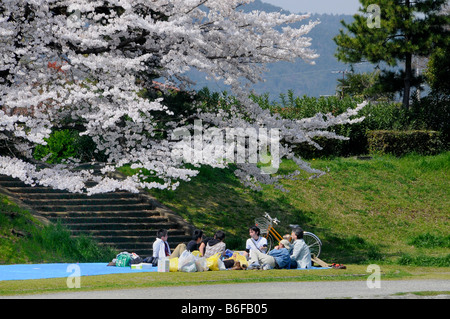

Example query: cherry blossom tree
[0,0,366,194]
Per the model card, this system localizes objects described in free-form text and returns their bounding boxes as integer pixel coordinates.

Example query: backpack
[116,253,132,267]
[130,253,143,265]
[143,256,159,267]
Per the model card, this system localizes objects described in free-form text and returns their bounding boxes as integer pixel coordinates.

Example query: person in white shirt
[152,229,171,258]
[244,226,268,257]
[152,228,189,259]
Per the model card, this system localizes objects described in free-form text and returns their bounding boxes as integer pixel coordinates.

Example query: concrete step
[0,175,19,181]
[64,222,179,231]
[0,173,194,257]
[17,192,138,200]
[5,187,71,194]
[76,235,191,244]
[33,203,153,212]
[47,216,167,224]
[22,198,145,206]
[70,229,186,237]
[41,210,161,219]
[0,180,94,188]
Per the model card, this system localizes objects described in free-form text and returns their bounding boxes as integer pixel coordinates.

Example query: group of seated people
[152,225,311,270]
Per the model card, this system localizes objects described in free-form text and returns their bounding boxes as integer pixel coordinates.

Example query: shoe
[231,261,242,270]
[248,262,261,270]
[262,264,273,270]
[331,263,347,269]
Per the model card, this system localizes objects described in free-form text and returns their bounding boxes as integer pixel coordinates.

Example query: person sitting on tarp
[152,229,187,259]
[186,229,204,253]
[289,227,311,269]
[247,239,291,270]
[243,226,268,258]
[153,229,171,258]
[203,230,227,258]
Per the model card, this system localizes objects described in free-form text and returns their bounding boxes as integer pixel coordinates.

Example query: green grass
[1,264,448,296]
[135,152,450,266]
[394,291,450,297]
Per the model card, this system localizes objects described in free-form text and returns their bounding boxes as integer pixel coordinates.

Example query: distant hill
[188,0,375,99]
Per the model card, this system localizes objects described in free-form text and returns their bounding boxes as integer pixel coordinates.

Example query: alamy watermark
[66,264,81,289]
[172,120,280,174]
[367,4,381,28]
[366,264,381,289]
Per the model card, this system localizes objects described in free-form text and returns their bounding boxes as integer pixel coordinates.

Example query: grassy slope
[147,152,450,265]
[0,153,449,295]
[1,153,448,266]
[0,195,116,264]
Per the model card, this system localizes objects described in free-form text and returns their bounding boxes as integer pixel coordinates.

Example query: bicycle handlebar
[264,212,279,225]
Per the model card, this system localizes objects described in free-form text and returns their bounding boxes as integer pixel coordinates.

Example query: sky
[262,0,361,15]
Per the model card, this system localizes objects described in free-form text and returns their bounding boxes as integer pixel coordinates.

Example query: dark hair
[293,227,304,239]
[214,230,225,241]
[249,226,261,236]
[157,229,168,239]
[192,229,203,241]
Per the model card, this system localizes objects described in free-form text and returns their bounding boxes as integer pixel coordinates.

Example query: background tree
[425,3,450,96]
[336,70,396,101]
[334,0,449,110]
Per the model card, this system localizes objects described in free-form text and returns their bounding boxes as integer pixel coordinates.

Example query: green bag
[116,253,131,267]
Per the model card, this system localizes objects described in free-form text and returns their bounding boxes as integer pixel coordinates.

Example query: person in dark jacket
[186,229,204,252]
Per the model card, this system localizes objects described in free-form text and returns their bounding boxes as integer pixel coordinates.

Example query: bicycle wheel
[303,231,322,258]
[263,234,274,253]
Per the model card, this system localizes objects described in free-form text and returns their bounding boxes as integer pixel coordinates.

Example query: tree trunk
[402,0,412,111]
[403,52,412,110]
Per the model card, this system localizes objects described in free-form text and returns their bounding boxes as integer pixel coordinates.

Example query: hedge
[367,130,443,156]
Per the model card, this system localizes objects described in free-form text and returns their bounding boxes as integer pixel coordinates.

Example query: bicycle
[255,212,322,258]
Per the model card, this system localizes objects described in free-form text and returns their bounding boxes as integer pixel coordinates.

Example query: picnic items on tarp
[157,247,170,272]
[169,257,179,272]
[206,252,227,271]
[178,250,197,272]
[226,252,249,270]
[115,252,132,267]
[195,256,208,272]
[331,263,347,269]
[157,257,170,272]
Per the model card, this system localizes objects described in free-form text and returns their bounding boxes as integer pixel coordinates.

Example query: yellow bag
[169,257,179,272]
[206,253,221,271]
[231,252,248,268]
[191,250,201,257]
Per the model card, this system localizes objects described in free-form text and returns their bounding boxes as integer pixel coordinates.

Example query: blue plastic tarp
[0,263,330,281]
[0,263,157,281]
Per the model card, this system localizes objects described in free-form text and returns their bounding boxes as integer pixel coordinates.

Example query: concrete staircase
[0,173,193,258]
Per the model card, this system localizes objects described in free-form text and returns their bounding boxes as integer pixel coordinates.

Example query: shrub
[367,130,443,156]
[397,254,450,267]
[410,93,450,149]
[407,233,450,249]
[33,129,104,164]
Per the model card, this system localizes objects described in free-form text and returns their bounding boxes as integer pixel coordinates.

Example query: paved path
[3,279,449,299]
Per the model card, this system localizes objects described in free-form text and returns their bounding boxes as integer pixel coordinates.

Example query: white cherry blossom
[0,0,366,194]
